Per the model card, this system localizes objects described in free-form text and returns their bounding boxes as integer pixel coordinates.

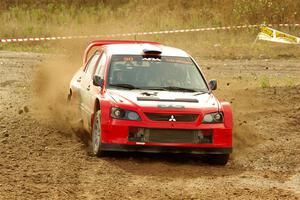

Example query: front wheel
[91,110,105,157]
[204,154,230,165]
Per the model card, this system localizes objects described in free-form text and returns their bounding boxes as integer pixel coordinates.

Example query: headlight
[111,107,141,121]
[202,112,223,123]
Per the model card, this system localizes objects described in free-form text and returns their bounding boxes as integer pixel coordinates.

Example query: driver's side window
[95,52,107,78]
[84,51,100,77]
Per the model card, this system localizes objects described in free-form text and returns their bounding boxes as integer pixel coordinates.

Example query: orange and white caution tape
[1,23,299,43]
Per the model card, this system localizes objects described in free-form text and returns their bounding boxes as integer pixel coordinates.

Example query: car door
[80,51,101,129]
[85,52,108,127]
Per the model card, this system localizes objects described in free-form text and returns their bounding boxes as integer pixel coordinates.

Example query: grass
[0,0,300,58]
[260,76,271,88]
[259,75,299,89]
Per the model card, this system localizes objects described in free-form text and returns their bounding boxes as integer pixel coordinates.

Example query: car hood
[107,89,220,110]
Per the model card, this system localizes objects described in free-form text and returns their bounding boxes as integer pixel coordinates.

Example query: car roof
[103,43,190,57]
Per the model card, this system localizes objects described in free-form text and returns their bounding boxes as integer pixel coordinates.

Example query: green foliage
[1,0,299,38]
[260,76,270,88]
[0,0,300,56]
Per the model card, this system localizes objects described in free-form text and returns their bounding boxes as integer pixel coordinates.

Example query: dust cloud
[30,41,85,131]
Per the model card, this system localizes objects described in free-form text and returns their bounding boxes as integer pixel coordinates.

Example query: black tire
[91,110,105,157]
[204,154,230,165]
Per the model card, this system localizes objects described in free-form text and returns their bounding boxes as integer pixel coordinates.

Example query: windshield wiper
[109,84,206,93]
[109,83,141,90]
[161,86,198,92]
[140,87,168,91]
[193,90,209,95]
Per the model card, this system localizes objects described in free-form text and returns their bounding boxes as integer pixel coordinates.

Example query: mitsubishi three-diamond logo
[169,115,176,122]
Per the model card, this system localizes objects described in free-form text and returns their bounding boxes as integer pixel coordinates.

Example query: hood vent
[137,97,198,103]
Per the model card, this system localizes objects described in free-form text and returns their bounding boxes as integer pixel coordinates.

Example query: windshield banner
[257,26,300,44]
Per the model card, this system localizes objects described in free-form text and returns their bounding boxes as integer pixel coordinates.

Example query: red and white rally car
[69,40,232,165]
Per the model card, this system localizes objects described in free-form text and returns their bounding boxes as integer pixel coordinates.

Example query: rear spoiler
[83,40,160,65]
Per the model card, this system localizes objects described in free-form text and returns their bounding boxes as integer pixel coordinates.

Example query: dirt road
[0,51,299,199]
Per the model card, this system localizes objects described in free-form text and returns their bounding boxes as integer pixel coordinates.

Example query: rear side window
[85,52,100,77]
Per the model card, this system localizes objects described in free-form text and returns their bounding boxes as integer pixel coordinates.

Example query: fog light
[197,132,204,139]
[128,127,145,142]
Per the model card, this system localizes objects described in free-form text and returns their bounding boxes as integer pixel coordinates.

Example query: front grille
[144,113,198,122]
[128,128,212,144]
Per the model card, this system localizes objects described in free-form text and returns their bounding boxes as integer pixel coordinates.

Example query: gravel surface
[0,51,299,199]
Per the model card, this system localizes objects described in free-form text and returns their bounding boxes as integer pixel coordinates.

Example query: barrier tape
[1,23,299,43]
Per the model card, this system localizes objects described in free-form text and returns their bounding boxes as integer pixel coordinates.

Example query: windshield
[107,55,209,92]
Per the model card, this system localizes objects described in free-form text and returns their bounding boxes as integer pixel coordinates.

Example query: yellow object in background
[258,26,300,44]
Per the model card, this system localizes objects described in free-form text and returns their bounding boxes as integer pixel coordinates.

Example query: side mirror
[209,79,217,90]
[93,76,104,87]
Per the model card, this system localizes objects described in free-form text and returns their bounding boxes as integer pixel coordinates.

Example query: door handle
[86,85,90,91]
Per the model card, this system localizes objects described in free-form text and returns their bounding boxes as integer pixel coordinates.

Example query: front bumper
[101,144,232,154]
[100,116,232,154]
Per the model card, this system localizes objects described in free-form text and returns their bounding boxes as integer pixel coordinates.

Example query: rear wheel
[204,154,230,165]
[91,110,105,157]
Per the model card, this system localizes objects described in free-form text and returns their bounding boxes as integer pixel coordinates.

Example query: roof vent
[142,44,162,54]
